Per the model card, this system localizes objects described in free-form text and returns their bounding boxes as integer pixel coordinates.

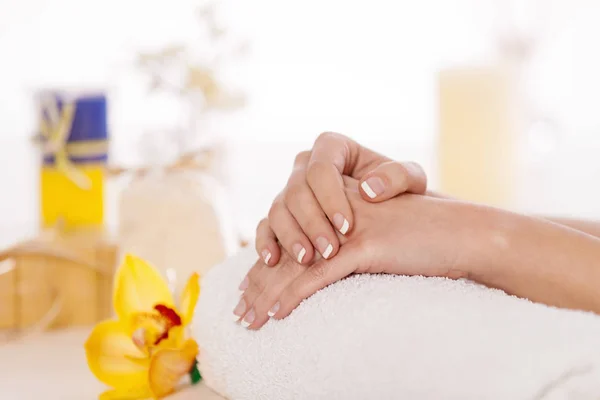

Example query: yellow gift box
[40,166,104,228]
[37,91,108,229]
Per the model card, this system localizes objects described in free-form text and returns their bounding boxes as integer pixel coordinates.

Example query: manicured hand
[255,132,427,267]
[233,248,309,329]
[241,176,474,330]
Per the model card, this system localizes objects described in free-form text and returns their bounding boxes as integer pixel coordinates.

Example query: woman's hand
[234,248,308,329]
[239,176,476,330]
[256,132,428,267]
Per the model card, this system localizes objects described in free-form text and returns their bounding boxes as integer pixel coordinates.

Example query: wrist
[447,201,520,284]
[449,201,600,313]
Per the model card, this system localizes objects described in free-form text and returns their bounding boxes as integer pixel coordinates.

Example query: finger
[237,259,272,328]
[245,258,307,330]
[272,245,360,320]
[309,132,393,233]
[292,150,311,171]
[312,131,389,178]
[268,196,315,265]
[233,258,264,322]
[359,161,427,202]
[307,133,356,234]
[255,218,280,266]
[283,174,340,260]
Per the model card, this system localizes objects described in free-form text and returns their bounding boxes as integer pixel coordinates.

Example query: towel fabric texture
[194,247,600,399]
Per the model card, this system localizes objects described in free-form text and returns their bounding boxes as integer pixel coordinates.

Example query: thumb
[359,161,427,202]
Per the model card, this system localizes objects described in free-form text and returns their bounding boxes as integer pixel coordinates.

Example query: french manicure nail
[316,236,333,259]
[233,298,246,317]
[293,243,306,263]
[333,213,349,235]
[238,276,249,291]
[268,302,280,317]
[322,244,333,259]
[262,249,272,264]
[361,177,385,198]
[241,308,255,328]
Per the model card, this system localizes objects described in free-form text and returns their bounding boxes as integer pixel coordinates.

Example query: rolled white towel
[194,247,600,400]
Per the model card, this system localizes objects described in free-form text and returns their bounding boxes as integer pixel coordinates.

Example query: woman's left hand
[235,177,480,330]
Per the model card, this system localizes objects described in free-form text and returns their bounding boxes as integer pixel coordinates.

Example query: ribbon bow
[38,96,92,190]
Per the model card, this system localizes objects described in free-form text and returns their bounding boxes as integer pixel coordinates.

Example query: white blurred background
[2,0,600,244]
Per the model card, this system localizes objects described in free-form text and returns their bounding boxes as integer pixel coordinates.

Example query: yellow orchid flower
[85,254,201,399]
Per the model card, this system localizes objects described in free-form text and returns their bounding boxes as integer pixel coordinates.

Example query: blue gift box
[39,91,108,165]
[37,90,109,228]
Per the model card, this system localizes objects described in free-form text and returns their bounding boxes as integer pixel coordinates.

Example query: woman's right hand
[256,132,428,267]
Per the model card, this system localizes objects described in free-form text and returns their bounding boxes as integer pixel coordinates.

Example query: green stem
[190,359,202,385]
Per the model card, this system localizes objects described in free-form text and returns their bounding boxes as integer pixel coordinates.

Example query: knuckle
[246,266,261,283]
[246,274,266,296]
[285,282,304,305]
[405,161,427,187]
[294,151,311,166]
[405,160,424,172]
[315,131,337,144]
[356,237,377,255]
[302,217,323,237]
[255,218,269,236]
[281,257,305,277]
[394,162,411,189]
[306,160,329,184]
[268,197,285,221]
[272,192,285,206]
[283,182,308,207]
[253,277,267,294]
[308,263,328,282]
[394,161,410,177]
[281,253,302,270]
[267,207,277,223]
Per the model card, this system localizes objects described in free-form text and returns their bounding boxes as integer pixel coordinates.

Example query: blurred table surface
[0,327,226,400]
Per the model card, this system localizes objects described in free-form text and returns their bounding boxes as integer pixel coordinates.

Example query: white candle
[437,65,521,207]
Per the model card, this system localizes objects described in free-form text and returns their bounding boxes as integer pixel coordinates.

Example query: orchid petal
[148,339,199,398]
[84,320,149,392]
[99,387,153,400]
[113,254,174,321]
[179,272,200,325]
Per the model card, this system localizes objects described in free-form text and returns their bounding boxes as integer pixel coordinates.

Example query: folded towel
[194,247,600,399]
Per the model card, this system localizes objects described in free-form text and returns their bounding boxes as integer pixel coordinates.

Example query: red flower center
[153,304,182,345]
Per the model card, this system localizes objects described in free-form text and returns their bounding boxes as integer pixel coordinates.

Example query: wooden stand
[0,229,118,340]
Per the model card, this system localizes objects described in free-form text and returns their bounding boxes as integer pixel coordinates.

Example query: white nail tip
[322,244,333,259]
[339,219,349,235]
[267,311,275,317]
[241,319,251,328]
[297,247,306,263]
[233,315,241,322]
[264,252,272,264]
[361,181,377,198]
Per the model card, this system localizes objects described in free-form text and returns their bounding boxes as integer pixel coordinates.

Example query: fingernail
[241,308,255,328]
[316,237,333,259]
[238,276,249,291]
[333,213,349,235]
[233,298,246,317]
[261,249,272,264]
[268,302,280,317]
[361,177,385,198]
[293,243,306,263]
